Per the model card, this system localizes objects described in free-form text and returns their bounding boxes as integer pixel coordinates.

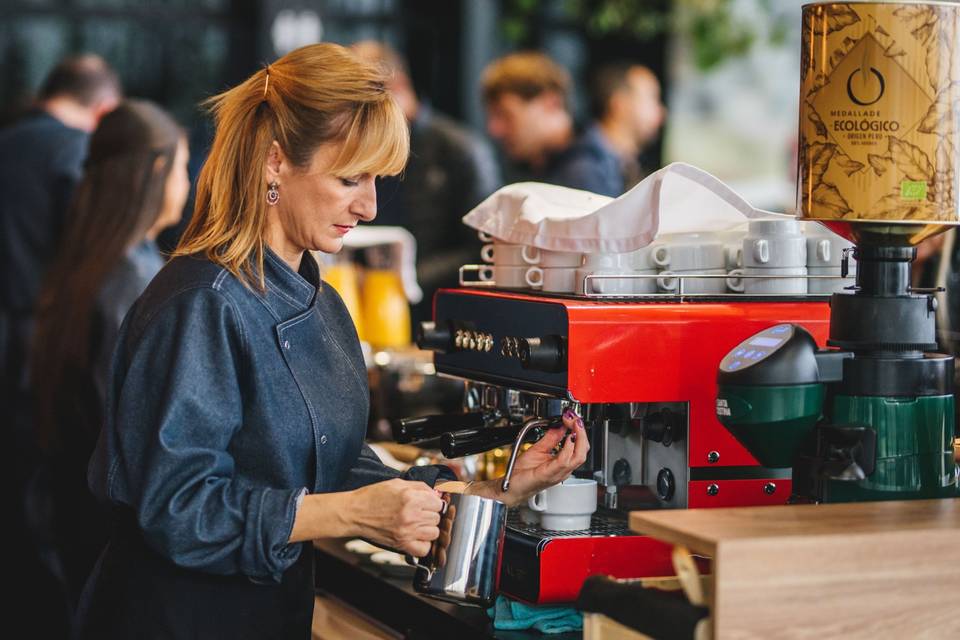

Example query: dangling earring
[266,181,280,205]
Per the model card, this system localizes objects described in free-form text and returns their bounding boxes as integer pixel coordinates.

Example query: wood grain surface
[630,499,960,639]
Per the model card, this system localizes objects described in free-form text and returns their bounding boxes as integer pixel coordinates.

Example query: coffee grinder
[716,2,960,503]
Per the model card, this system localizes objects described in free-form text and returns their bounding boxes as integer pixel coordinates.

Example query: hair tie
[263,65,271,98]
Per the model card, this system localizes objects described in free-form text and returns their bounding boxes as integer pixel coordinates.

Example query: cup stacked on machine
[650,233,728,294]
[479,233,582,291]
[805,224,856,294]
[578,251,650,294]
[727,219,807,294]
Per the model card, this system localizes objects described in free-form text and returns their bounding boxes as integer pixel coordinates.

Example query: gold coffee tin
[798,2,960,245]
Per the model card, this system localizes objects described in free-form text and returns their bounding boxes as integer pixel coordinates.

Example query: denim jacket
[88,249,452,583]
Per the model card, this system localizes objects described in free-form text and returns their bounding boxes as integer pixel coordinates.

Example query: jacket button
[320,435,328,445]
[283,340,290,350]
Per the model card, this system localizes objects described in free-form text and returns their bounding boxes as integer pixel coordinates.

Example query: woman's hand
[502,409,589,503]
[459,409,589,507]
[348,478,444,557]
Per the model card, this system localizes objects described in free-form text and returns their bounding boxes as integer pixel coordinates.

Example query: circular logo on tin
[846,67,885,106]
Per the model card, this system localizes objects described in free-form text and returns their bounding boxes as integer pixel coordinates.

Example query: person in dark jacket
[481,51,621,197]
[29,99,190,609]
[79,43,587,639]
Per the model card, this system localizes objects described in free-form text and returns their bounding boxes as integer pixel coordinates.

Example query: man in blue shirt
[481,51,623,197]
[589,62,667,192]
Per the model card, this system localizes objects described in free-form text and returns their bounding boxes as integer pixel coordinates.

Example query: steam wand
[500,416,564,493]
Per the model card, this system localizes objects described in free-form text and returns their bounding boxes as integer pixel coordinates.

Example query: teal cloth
[487,595,583,634]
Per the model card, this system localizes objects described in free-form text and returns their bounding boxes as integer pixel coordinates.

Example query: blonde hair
[481,51,571,106]
[175,43,409,288]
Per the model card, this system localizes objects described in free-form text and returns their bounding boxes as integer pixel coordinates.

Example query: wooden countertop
[630,498,960,556]
[629,499,960,639]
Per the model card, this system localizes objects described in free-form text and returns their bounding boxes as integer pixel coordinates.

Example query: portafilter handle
[500,416,564,493]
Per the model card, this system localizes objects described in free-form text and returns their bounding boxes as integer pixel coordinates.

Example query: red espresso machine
[403,285,831,604]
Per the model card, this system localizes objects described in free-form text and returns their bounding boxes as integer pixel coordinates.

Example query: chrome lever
[500,416,562,493]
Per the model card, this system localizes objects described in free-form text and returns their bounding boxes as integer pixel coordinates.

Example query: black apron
[76,511,314,639]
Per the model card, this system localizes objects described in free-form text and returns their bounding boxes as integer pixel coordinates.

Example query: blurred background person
[1,55,122,404]
[590,62,667,192]
[0,53,121,636]
[481,51,621,196]
[351,41,501,329]
[28,99,189,615]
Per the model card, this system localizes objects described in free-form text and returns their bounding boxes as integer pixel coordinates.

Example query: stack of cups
[478,235,544,289]
[649,233,728,294]
[727,219,807,295]
[717,226,748,273]
[539,249,586,293]
[806,223,856,294]
[578,251,648,294]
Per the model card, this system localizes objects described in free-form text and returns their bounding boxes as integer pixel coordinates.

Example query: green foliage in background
[502,0,790,71]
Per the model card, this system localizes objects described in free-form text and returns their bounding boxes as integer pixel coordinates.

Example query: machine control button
[763,482,777,495]
[656,468,675,501]
[416,321,453,353]
[517,335,567,372]
[454,330,464,349]
[613,458,632,485]
[706,483,719,496]
[483,335,494,352]
[707,451,720,464]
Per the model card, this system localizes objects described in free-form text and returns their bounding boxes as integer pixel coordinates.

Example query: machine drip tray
[506,508,637,539]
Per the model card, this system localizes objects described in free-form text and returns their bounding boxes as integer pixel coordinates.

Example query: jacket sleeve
[337,443,457,491]
[103,286,305,582]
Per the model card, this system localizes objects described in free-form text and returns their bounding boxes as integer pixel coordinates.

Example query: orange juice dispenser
[361,244,411,350]
[322,250,365,341]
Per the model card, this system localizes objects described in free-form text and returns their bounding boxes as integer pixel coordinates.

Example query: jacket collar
[262,247,319,313]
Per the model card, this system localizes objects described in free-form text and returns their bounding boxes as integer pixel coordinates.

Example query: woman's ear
[264,140,283,184]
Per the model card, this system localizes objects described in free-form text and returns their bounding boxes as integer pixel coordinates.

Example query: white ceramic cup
[481,243,540,266]
[542,267,578,293]
[805,227,855,269]
[584,252,634,270]
[494,265,543,288]
[577,268,657,294]
[651,237,726,271]
[726,266,808,295]
[657,268,729,294]
[630,244,665,270]
[528,478,597,531]
[742,219,807,269]
[539,249,583,268]
[715,227,748,270]
[807,266,853,294]
[478,230,495,243]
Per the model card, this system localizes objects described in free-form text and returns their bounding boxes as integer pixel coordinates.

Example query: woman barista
[80,43,587,638]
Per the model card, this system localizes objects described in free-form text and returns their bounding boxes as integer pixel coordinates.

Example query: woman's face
[155,136,191,232]
[266,141,377,256]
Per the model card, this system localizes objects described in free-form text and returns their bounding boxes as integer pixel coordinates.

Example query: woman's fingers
[406,540,432,558]
[571,420,590,465]
[529,424,566,452]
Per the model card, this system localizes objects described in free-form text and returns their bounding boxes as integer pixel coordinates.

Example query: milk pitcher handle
[403,498,450,580]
